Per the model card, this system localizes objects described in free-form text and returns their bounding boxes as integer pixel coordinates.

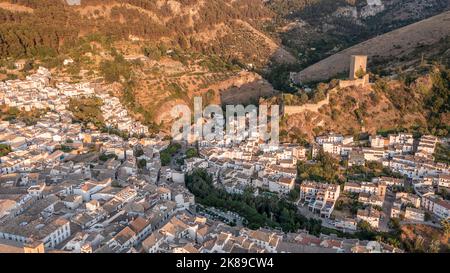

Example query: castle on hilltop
[339,55,370,88]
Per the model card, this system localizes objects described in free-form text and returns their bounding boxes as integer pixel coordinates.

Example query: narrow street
[379,192,395,232]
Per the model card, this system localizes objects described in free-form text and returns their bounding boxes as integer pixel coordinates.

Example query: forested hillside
[0,0,291,132]
[0,0,281,66]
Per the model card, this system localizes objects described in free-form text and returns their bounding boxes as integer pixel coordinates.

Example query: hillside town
[0,67,448,253]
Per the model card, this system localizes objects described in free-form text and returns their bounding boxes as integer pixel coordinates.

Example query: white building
[357,208,380,229]
[422,196,450,219]
[404,207,425,222]
[268,177,295,195]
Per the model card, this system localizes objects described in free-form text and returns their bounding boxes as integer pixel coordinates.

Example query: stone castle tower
[349,55,368,80]
[339,55,370,88]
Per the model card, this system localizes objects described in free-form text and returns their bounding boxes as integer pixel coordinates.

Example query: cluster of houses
[0,67,92,112]
[97,92,148,136]
[0,67,448,253]
[336,174,450,231]
[339,179,388,230]
[185,129,449,235]
[0,104,199,253]
[139,212,402,253]
[317,131,447,175]
[312,132,446,179]
[0,205,402,254]
[0,135,402,254]
[299,181,340,218]
[389,185,450,224]
[0,111,80,175]
[0,67,148,136]
[337,175,450,231]
[186,137,305,196]
[303,131,449,231]
[0,67,196,253]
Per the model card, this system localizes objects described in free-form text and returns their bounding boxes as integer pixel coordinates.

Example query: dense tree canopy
[0,144,12,157]
[186,169,324,233]
[68,96,104,128]
[297,150,342,184]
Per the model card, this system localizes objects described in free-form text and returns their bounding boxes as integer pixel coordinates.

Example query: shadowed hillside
[292,11,450,83]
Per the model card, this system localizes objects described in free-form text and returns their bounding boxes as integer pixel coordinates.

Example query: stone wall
[338,74,369,89]
[283,88,337,116]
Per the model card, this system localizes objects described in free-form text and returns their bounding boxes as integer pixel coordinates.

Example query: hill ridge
[292,11,450,83]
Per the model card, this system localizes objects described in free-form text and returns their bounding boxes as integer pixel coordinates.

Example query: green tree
[100,52,131,83]
[0,144,12,157]
[355,67,366,79]
[135,147,144,158]
[288,188,300,202]
[441,218,450,236]
[297,150,341,183]
[160,152,171,166]
[138,159,147,169]
[67,96,105,128]
[186,148,198,159]
[186,169,315,233]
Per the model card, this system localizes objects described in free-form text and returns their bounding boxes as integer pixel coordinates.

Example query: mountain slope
[0,0,295,67]
[292,11,450,83]
[1,0,448,135]
[269,0,450,68]
[0,0,295,132]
